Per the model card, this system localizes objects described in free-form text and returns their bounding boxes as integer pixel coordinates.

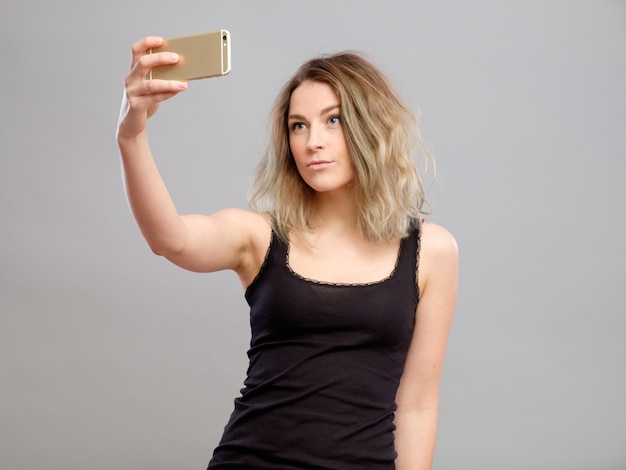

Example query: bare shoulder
[211,207,272,254]
[241,209,272,248]
[420,221,458,258]
[212,207,271,232]
[418,221,459,294]
[212,208,272,286]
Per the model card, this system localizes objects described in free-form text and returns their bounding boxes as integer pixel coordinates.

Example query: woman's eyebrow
[288,104,341,121]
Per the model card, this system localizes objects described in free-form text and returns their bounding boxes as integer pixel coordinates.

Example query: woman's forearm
[118,131,187,255]
[394,407,438,470]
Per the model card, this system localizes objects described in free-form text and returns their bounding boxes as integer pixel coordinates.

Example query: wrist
[117,127,148,147]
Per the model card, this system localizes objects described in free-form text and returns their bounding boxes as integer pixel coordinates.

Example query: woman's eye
[328,115,341,125]
[291,122,306,131]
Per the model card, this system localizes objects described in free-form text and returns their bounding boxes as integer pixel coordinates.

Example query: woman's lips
[307,160,333,170]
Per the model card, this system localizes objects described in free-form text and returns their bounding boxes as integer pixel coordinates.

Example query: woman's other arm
[394,222,459,470]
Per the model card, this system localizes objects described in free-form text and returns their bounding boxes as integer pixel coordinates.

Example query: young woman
[117,36,458,470]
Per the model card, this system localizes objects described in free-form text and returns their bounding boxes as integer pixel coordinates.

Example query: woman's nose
[306,125,324,150]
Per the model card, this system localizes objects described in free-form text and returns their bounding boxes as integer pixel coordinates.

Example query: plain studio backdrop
[1,1,625,469]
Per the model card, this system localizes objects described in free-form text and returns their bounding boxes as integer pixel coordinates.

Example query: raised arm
[116,37,269,285]
[394,222,459,470]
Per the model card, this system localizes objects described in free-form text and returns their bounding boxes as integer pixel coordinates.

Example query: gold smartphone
[146,30,231,81]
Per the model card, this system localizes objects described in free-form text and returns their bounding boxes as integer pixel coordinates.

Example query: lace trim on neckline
[284,237,406,288]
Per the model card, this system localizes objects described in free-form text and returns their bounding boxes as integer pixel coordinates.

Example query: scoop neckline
[284,237,405,288]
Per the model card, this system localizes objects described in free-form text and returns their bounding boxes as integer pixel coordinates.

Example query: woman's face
[287,81,355,194]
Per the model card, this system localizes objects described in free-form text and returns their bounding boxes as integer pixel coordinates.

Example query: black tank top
[208,223,420,469]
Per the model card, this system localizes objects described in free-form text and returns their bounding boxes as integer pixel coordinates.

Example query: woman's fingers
[130,36,164,69]
[129,36,182,85]
[125,36,188,109]
[124,77,187,112]
[141,80,188,104]
[131,51,179,82]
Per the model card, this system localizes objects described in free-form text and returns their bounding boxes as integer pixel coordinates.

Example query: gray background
[1,1,625,469]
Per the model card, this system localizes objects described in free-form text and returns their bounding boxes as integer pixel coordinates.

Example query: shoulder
[213,207,272,249]
[212,207,269,225]
[213,208,272,285]
[418,221,458,296]
[419,221,458,258]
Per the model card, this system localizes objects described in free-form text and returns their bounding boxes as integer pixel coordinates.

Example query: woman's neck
[309,188,359,238]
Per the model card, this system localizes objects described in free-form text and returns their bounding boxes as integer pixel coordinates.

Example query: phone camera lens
[223,35,227,40]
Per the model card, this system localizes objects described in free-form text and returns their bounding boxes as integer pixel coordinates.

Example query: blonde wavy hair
[249,51,432,242]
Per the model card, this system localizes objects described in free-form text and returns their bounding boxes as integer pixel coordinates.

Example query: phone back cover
[148,31,230,81]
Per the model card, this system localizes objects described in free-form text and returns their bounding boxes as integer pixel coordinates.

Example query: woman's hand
[117,36,188,141]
